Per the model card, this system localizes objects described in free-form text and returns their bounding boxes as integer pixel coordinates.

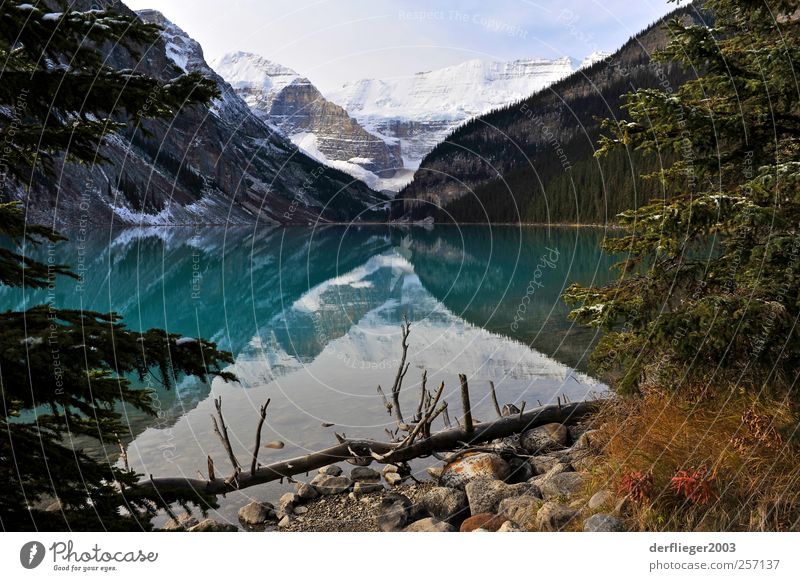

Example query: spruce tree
[0,1,233,531]
[564,0,800,395]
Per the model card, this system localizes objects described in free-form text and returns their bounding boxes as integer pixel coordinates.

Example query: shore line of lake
[164,415,629,533]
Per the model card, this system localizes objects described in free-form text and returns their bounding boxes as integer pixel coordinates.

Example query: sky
[124,0,680,93]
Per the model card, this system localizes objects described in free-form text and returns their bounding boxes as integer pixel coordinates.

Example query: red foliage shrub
[670,466,717,506]
[619,471,653,503]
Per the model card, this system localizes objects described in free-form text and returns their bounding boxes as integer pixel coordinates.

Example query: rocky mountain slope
[212,52,404,192]
[392,4,707,223]
[18,4,387,227]
[327,56,603,185]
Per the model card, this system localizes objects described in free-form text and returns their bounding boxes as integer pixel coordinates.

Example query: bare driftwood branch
[207,456,215,481]
[488,381,502,418]
[388,317,412,428]
[416,370,428,421]
[251,399,271,476]
[459,374,474,435]
[395,381,445,450]
[211,396,240,474]
[133,400,597,499]
[377,385,391,414]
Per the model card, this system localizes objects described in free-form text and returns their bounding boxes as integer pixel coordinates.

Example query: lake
[0,225,617,523]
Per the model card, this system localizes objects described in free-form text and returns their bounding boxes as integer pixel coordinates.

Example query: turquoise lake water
[0,225,618,521]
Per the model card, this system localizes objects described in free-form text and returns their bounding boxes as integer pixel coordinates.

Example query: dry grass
[587,385,800,531]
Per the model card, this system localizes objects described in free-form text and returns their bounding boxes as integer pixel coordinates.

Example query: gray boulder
[539,472,586,500]
[465,479,538,515]
[536,502,579,531]
[440,452,511,489]
[584,513,627,532]
[353,481,384,497]
[498,495,543,531]
[497,520,522,532]
[350,466,380,482]
[520,423,569,454]
[529,455,560,475]
[588,489,614,510]
[421,487,468,524]
[187,519,238,532]
[162,513,199,531]
[318,465,343,476]
[311,474,351,495]
[542,462,574,479]
[238,501,276,525]
[296,482,319,500]
[277,492,298,517]
[378,493,413,532]
[404,517,455,532]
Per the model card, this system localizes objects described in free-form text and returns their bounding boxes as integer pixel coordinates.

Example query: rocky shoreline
[164,418,629,533]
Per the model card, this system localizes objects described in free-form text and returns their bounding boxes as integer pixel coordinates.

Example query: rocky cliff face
[326,57,579,182]
[213,52,403,192]
[17,5,387,227]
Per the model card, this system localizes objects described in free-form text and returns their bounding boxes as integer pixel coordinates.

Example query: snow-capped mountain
[212,51,405,192]
[577,51,612,69]
[212,53,610,194]
[326,57,578,179]
[18,5,389,227]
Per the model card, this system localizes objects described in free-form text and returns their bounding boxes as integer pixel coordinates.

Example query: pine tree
[0,1,233,531]
[564,0,800,395]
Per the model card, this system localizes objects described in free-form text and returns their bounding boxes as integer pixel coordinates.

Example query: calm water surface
[1,225,617,523]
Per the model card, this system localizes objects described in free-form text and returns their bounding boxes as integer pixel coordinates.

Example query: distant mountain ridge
[215,52,608,193]
[393,4,708,224]
[326,55,608,179]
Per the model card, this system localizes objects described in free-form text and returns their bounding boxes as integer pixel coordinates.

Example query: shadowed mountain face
[14,4,387,228]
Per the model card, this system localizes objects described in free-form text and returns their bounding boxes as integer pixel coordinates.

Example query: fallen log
[132,400,598,499]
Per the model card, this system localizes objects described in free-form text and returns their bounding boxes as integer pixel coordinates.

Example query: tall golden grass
[588,385,800,531]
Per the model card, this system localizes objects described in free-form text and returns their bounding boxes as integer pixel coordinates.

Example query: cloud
[124,0,676,92]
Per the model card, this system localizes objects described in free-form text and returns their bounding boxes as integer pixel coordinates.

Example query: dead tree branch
[134,400,597,499]
[459,374,474,436]
[488,381,502,418]
[251,399,271,476]
[415,370,428,421]
[211,396,240,475]
[388,318,412,428]
[207,456,215,482]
